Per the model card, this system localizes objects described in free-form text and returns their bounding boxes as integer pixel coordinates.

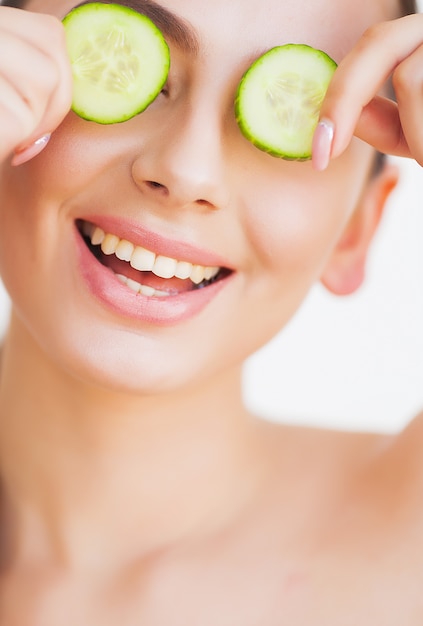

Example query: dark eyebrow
[76,0,200,55]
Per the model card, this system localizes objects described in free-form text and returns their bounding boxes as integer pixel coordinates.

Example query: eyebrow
[77,0,200,55]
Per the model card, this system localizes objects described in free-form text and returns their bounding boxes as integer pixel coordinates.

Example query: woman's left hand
[314,14,423,169]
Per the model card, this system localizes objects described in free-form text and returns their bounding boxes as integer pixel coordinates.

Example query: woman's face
[0,0,397,393]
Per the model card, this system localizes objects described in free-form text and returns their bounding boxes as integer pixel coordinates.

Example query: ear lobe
[320,162,399,296]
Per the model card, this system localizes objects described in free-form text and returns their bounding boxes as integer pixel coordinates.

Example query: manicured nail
[12,133,51,167]
[312,119,334,172]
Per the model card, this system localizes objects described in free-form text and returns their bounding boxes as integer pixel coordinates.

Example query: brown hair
[1,0,419,12]
[401,0,418,13]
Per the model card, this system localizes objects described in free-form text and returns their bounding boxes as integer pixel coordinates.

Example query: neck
[0,314,267,573]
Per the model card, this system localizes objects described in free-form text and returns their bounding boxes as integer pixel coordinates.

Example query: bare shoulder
[252,412,423,545]
[256,410,423,471]
[243,414,423,621]
[255,414,392,482]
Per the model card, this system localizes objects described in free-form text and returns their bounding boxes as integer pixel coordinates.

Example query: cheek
[26,113,136,202]
[0,163,58,336]
[216,154,370,356]
[240,145,372,319]
[34,115,115,195]
[0,119,96,353]
[247,153,369,276]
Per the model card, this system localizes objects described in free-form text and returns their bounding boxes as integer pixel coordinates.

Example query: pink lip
[74,224,233,326]
[82,214,232,268]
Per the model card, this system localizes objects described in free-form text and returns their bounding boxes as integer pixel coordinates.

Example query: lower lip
[75,227,230,326]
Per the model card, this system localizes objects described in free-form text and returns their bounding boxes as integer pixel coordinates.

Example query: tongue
[102,253,195,293]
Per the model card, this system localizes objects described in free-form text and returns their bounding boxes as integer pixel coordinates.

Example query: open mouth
[77,219,231,298]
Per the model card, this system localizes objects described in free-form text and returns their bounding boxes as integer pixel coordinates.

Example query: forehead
[28,0,397,64]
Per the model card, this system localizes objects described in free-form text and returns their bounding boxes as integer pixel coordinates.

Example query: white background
[1,1,423,434]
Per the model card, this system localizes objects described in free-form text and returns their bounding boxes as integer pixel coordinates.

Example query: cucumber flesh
[63,2,170,124]
[235,44,337,160]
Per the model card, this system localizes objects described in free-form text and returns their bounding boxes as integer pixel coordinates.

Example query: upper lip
[79,215,234,270]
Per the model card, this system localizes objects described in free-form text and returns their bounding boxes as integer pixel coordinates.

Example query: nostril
[142,182,217,210]
[146,181,168,194]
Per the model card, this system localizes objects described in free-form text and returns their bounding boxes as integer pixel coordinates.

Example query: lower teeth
[115,274,170,298]
[115,272,218,297]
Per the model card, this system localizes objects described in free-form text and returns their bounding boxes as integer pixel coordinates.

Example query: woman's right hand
[0,6,73,165]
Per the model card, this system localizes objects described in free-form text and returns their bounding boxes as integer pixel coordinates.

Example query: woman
[0,0,422,623]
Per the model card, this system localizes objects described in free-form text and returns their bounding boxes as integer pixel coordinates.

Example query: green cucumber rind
[63,2,170,125]
[235,44,337,160]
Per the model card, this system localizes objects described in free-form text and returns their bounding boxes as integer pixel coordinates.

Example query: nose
[131,104,231,212]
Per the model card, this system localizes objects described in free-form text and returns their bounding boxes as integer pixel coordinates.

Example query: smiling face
[0,0,399,394]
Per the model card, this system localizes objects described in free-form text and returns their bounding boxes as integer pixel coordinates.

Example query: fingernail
[12,133,51,167]
[312,119,334,172]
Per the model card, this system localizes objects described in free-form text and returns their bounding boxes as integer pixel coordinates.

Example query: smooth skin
[0,0,423,624]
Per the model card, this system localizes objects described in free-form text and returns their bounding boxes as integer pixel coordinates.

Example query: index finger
[318,14,423,160]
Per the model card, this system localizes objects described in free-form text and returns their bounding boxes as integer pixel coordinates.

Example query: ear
[320,162,399,296]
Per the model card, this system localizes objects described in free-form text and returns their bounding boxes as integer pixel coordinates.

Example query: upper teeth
[83,222,220,285]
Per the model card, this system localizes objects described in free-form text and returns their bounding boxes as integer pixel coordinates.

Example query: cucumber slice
[63,2,170,124]
[235,44,337,160]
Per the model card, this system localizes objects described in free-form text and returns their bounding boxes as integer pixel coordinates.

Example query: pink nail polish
[12,134,51,167]
[312,119,334,172]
